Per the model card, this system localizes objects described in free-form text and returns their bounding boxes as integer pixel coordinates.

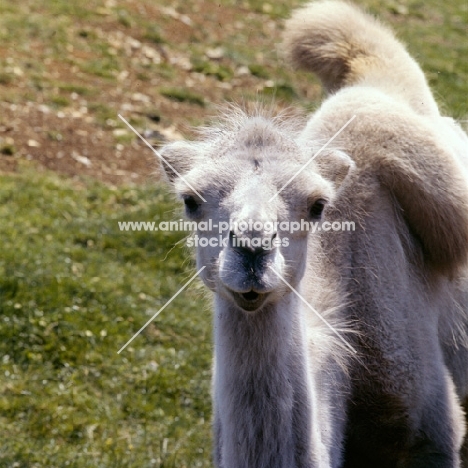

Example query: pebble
[113,129,129,137]
[72,151,92,167]
[160,6,192,26]
[205,47,224,60]
[131,92,151,103]
[235,66,250,76]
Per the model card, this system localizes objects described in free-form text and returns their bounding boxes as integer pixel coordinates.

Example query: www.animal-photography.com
[0,1,467,467]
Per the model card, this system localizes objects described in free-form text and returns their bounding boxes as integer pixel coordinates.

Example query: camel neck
[213,293,314,467]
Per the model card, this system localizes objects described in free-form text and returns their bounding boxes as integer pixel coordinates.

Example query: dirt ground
[0,0,316,185]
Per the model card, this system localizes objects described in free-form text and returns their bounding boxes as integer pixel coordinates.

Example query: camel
[159,1,468,466]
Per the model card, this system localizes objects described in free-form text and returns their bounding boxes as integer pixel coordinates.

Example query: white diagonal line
[118,114,207,202]
[117,266,206,354]
[269,115,356,201]
[268,266,357,354]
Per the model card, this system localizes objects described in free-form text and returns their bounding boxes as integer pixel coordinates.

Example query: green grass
[49,95,71,108]
[79,59,120,80]
[88,103,122,128]
[144,25,166,45]
[159,88,206,107]
[191,59,234,82]
[0,73,14,85]
[0,166,212,467]
[57,83,94,96]
[0,144,15,156]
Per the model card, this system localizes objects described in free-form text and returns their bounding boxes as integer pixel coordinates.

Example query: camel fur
[160,1,468,466]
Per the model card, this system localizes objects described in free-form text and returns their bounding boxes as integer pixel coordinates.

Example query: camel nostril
[229,230,238,249]
[242,291,260,301]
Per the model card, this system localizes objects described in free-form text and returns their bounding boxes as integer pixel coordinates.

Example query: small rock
[117,70,129,81]
[147,361,159,371]
[113,128,128,137]
[170,55,192,71]
[131,92,151,103]
[38,104,50,114]
[142,45,161,63]
[160,6,192,26]
[205,47,224,60]
[27,139,41,147]
[120,103,134,112]
[389,4,409,16]
[235,65,250,76]
[158,126,184,142]
[72,151,92,167]
[128,37,142,50]
[217,82,233,90]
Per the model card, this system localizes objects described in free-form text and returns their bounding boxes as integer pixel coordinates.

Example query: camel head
[160,110,354,312]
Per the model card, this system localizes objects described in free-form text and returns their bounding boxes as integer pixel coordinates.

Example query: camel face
[215,170,329,313]
[216,176,286,312]
[161,115,341,312]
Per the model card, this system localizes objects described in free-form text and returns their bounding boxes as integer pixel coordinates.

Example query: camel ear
[315,150,355,189]
[158,141,198,184]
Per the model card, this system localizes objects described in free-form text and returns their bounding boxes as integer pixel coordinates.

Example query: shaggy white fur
[160,2,468,466]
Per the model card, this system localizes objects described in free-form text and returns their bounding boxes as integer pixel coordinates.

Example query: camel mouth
[230,290,268,312]
[242,291,260,301]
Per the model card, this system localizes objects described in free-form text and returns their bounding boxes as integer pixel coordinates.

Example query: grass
[49,95,71,108]
[79,59,120,80]
[191,59,234,82]
[144,25,166,44]
[57,83,94,96]
[0,165,212,467]
[159,88,206,107]
[0,144,15,156]
[0,0,466,466]
[0,73,14,85]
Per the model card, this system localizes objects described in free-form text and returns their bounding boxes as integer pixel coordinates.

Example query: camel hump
[282,1,439,116]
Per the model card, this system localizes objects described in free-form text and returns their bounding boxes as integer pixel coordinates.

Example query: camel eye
[309,198,327,219]
[183,195,200,216]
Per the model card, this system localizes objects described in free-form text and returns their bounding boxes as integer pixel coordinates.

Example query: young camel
[160,1,468,466]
